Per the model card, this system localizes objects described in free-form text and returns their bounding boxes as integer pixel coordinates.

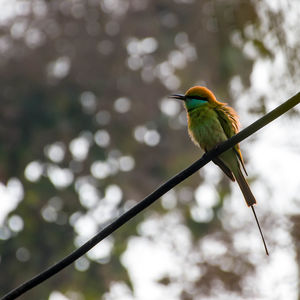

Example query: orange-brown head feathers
[169,85,228,111]
[169,86,223,106]
[185,86,219,104]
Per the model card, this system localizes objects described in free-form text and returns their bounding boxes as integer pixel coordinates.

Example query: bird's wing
[216,104,248,175]
[212,157,235,181]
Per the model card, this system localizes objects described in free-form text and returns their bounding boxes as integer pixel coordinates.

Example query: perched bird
[170,86,269,255]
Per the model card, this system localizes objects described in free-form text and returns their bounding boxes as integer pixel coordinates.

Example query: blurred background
[0,0,300,299]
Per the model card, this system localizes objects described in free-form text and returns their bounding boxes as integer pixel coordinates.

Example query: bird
[170,86,269,255]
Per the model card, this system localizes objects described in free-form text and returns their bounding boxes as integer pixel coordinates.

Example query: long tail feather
[234,168,256,206]
[251,205,269,255]
[234,168,269,254]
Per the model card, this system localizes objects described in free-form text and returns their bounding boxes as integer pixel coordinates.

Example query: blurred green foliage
[1,0,296,299]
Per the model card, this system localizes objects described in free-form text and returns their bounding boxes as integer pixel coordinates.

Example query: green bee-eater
[170,86,268,255]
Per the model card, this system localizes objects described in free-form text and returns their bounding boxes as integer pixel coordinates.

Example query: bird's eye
[187,95,208,101]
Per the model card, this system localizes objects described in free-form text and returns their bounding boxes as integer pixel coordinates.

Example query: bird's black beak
[169,94,186,101]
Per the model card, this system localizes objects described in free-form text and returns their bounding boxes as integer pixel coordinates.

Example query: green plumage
[182,87,256,206]
[187,104,229,151]
[170,86,270,255]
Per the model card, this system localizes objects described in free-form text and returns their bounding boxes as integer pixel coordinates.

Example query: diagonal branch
[1,91,300,300]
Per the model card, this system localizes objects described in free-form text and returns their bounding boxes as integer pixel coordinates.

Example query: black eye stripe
[186,95,208,101]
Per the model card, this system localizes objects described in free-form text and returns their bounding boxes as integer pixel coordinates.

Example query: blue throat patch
[185,98,208,111]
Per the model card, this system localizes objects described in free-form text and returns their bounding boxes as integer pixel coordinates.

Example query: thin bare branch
[1,91,299,300]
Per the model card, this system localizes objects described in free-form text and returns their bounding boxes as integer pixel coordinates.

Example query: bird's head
[170,86,218,111]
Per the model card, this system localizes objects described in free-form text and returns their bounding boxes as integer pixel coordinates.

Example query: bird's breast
[187,106,228,151]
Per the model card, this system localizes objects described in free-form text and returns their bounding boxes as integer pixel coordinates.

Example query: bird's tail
[234,168,256,207]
